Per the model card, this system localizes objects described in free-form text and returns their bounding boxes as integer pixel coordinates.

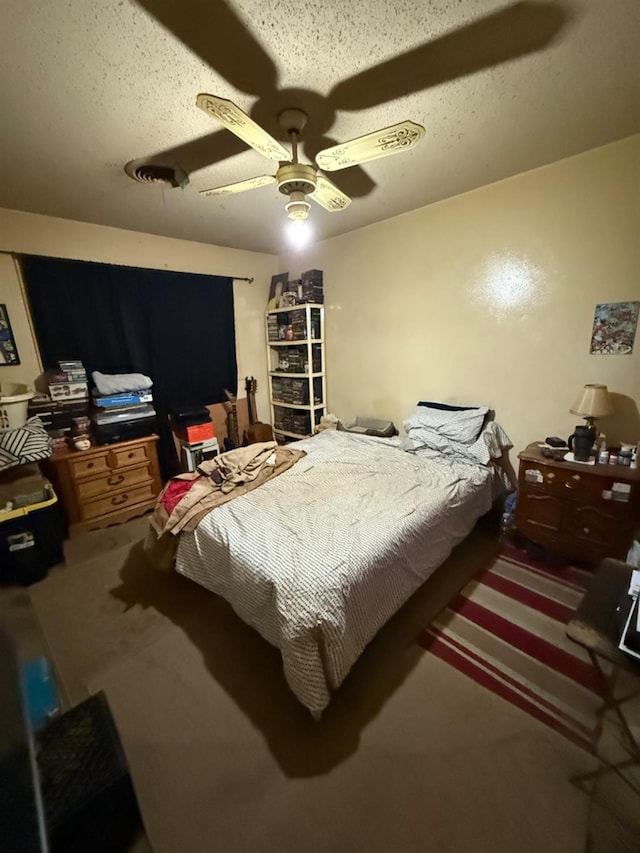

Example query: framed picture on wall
[267,272,290,310]
[590,301,640,355]
[0,304,20,365]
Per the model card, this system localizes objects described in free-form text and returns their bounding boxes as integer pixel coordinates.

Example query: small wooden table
[566,558,640,792]
[516,442,640,564]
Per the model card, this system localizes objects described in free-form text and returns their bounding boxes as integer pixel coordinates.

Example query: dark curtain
[20,255,237,479]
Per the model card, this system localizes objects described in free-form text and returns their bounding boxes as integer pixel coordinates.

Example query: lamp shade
[570,384,614,418]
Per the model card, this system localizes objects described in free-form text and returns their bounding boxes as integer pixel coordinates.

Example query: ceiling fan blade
[329,1,569,111]
[310,176,352,212]
[196,94,290,162]
[143,128,248,175]
[133,0,278,97]
[199,175,276,198]
[316,121,425,172]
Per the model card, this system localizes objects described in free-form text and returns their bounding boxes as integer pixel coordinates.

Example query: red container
[178,421,214,443]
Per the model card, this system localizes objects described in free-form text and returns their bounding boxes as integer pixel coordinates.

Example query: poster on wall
[0,304,20,365]
[589,301,640,355]
[267,272,290,310]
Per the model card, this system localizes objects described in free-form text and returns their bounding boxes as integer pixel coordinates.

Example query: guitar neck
[245,378,258,426]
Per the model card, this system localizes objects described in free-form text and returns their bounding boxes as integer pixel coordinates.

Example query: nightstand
[515,442,640,564]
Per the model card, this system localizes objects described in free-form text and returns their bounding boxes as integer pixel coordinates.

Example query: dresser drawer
[81,482,157,521]
[109,444,150,469]
[70,452,111,479]
[76,464,152,501]
[520,462,600,500]
[68,442,152,481]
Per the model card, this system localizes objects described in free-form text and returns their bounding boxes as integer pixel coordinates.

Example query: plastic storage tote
[0,382,35,432]
[0,485,65,585]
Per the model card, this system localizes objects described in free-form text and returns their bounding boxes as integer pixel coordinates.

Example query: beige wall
[0,208,277,419]
[281,134,640,456]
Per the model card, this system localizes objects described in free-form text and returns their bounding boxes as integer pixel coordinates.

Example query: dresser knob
[547,472,555,480]
[572,474,580,481]
[87,461,94,469]
[583,527,590,534]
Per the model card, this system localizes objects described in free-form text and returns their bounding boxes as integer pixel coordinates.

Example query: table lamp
[570,384,614,431]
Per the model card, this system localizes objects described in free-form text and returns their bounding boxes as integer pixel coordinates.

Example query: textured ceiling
[1,1,639,255]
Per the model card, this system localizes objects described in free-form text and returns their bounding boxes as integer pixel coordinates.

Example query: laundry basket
[0,383,34,432]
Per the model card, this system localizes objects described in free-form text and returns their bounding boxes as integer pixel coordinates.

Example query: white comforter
[175,430,493,716]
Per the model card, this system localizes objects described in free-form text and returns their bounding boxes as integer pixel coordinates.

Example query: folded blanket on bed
[145,442,306,569]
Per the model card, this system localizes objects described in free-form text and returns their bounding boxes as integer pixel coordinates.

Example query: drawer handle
[111,494,128,506]
[107,474,125,486]
[128,452,135,459]
[546,473,555,480]
[87,461,94,469]
[584,527,590,534]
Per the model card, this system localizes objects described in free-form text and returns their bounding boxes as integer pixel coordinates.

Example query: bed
[174,405,512,717]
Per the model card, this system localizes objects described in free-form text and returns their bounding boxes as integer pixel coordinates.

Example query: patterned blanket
[176,430,493,717]
[0,417,51,472]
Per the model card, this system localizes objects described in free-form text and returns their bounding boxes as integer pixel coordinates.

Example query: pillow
[404,405,489,446]
[417,401,480,412]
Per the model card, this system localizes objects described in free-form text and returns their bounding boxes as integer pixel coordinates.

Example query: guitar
[243,377,274,444]
[223,388,240,452]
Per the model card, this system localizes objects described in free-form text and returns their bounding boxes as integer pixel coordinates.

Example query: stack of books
[29,360,90,451]
[47,360,89,401]
[300,269,323,303]
[90,388,157,445]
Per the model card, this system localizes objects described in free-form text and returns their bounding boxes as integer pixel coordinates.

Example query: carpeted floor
[27,518,602,853]
[421,547,607,751]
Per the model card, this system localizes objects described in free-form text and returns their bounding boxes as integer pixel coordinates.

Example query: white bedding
[175,429,494,716]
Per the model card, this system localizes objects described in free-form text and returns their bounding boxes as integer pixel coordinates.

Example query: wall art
[0,304,20,365]
[590,301,639,355]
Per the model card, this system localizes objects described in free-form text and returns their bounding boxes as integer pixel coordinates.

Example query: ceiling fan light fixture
[286,219,312,249]
[285,191,311,221]
[276,163,317,197]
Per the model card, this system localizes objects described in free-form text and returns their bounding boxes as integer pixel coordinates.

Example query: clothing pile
[144,441,306,570]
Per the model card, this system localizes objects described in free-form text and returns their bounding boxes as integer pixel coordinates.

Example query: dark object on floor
[36,691,143,853]
[566,559,640,794]
[0,486,66,586]
[0,626,48,853]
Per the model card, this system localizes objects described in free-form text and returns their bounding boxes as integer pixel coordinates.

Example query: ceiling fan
[195,94,425,221]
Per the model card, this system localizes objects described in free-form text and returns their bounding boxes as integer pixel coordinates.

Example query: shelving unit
[266,303,326,442]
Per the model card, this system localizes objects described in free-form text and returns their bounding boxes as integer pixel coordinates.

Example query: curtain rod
[3,251,256,283]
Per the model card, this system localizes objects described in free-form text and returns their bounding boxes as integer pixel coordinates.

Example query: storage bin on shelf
[0,383,35,432]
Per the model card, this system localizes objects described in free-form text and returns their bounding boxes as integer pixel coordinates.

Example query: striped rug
[419,544,605,751]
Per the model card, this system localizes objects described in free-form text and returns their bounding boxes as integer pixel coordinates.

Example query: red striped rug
[419,543,606,751]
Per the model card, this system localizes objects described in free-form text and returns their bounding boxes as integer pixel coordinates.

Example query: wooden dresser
[42,435,162,535]
[515,442,640,564]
